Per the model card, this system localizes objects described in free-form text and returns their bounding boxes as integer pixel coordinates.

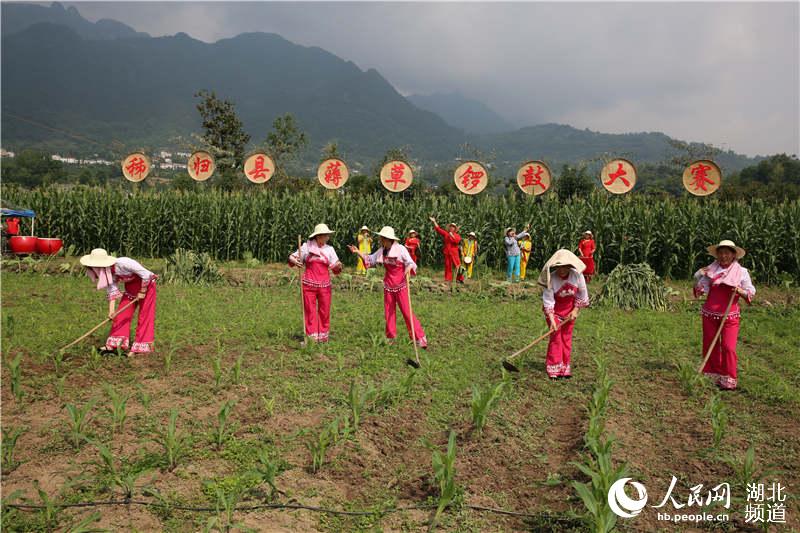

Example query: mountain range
[0,2,760,174]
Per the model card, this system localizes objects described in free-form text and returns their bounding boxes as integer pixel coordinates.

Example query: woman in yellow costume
[519,232,532,280]
[356,226,372,274]
[461,232,479,279]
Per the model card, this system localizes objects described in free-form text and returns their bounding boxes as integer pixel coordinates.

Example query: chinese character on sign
[248,155,271,182]
[745,503,766,523]
[604,162,631,187]
[386,163,407,190]
[689,163,715,192]
[325,160,343,187]
[522,165,546,190]
[459,165,484,191]
[125,157,148,179]
[193,157,212,176]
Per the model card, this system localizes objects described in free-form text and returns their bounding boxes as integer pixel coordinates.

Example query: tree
[320,141,341,162]
[372,146,410,178]
[554,164,594,200]
[264,114,308,181]
[195,90,250,191]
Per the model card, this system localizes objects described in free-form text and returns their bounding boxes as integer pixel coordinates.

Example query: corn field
[5,186,798,283]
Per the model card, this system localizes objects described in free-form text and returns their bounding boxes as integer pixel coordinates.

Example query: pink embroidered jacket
[542,270,590,317]
[364,242,418,292]
[288,240,342,288]
[106,258,155,301]
[693,261,755,319]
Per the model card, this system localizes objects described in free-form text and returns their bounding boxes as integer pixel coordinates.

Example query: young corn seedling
[211,354,223,389]
[154,408,190,471]
[306,425,333,473]
[430,430,459,531]
[1,426,26,474]
[6,353,24,402]
[347,381,376,432]
[572,445,629,533]
[249,449,284,501]
[676,361,703,398]
[212,400,236,449]
[137,386,152,411]
[470,381,506,436]
[230,353,244,385]
[51,350,65,376]
[32,480,61,532]
[65,398,97,449]
[87,346,102,371]
[104,384,130,434]
[707,394,728,450]
[260,395,275,418]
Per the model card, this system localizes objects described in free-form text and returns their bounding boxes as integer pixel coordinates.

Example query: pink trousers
[545,315,575,377]
[303,284,332,342]
[701,315,739,389]
[107,279,157,353]
[384,287,427,347]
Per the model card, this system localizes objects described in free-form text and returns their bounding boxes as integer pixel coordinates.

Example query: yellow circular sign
[683,160,722,196]
[317,158,349,189]
[187,151,215,182]
[380,160,413,192]
[600,158,637,194]
[121,152,151,182]
[454,161,489,195]
[243,153,276,184]
[516,160,552,195]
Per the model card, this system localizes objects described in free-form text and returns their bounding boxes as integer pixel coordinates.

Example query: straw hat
[537,249,586,288]
[408,229,418,236]
[360,225,370,232]
[374,226,400,241]
[309,223,335,238]
[505,227,514,235]
[468,232,477,237]
[447,222,458,229]
[583,230,593,236]
[707,239,745,259]
[80,248,117,268]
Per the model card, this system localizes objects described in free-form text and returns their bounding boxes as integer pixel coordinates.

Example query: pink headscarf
[705,260,744,288]
[85,267,114,290]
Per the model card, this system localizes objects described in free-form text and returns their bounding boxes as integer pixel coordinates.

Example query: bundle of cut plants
[596,263,671,311]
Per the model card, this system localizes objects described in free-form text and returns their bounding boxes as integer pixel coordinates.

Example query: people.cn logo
[608,478,649,518]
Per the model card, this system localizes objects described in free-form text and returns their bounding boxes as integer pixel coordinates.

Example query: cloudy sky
[67,1,798,156]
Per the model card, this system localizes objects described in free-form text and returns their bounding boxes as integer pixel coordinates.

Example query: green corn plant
[6,353,24,402]
[65,511,104,533]
[260,395,275,418]
[230,353,244,385]
[2,426,26,474]
[153,409,190,471]
[65,399,97,449]
[347,381,376,432]
[430,430,459,531]
[470,381,506,435]
[676,361,704,398]
[89,440,120,490]
[137,387,152,411]
[211,355,223,389]
[572,442,629,533]
[103,384,130,434]
[163,345,175,375]
[202,482,246,533]
[306,426,333,473]
[212,400,236,449]
[32,480,61,532]
[51,350,65,376]
[707,395,728,450]
[87,346,102,371]
[249,449,283,501]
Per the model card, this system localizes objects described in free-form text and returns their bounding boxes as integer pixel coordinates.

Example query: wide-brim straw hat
[468,232,477,237]
[360,226,370,232]
[408,229,418,236]
[374,226,400,241]
[707,240,745,259]
[80,248,117,268]
[583,230,593,236]
[309,223,335,238]
[538,249,586,288]
[505,227,514,235]
[448,222,458,229]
